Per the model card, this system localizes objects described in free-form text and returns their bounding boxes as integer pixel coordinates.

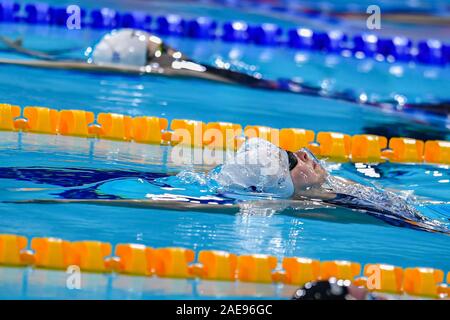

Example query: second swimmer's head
[90,29,164,67]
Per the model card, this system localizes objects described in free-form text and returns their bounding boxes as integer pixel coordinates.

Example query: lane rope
[0,233,448,298]
[0,1,449,66]
[1,103,449,164]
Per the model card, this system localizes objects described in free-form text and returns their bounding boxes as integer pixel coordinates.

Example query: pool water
[0,132,449,299]
[0,0,449,299]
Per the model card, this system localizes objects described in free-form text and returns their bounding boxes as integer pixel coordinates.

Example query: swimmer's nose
[296,150,309,162]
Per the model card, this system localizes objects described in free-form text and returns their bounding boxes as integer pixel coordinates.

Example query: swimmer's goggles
[286,148,321,171]
[286,151,298,171]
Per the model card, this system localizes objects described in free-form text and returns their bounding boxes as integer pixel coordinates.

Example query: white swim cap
[215,138,295,198]
[91,29,151,67]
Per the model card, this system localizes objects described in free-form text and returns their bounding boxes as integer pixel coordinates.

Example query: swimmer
[0,29,278,89]
[214,137,448,233]
[11,137,449,234]
[0,29,449,118]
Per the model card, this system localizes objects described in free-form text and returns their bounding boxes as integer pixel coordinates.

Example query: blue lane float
[353,34,379,57]
[288,28,314,49]
[186,17,217,39]
[1,1,449,66]
[120,11,152,29]
[249,23,283,45]
[377,37,412,62]
[222,21,250,42]
[0,0,20,22]
[156,14,185,36]
[312,30,347,52]
[24,2,49,24]
[90,8,119,29]
[417,40,446,65]
[49,6,87,26]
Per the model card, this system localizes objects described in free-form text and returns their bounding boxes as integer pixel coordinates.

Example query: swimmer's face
[290,150,327,193]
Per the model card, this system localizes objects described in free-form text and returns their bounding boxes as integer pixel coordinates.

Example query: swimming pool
[0,0,449,299]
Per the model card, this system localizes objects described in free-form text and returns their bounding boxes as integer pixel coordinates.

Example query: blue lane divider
[353,34,379,57]
[186,17,217,39]
[377,37,413,62]
[1,1,449,67]
[249,23,283,45]
[312,30,347,52]
[90,8,120,29]
[120,11,152,29]
[222,21,250,42]
[417,40,446,65]
[288,28,314,49]
[24,2,49,24]
[48,6,87,26]
[156,14,185,36]
[0,0,20,22]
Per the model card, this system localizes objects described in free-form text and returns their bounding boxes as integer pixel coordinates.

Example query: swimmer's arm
[0,36,81,60]
[0,57,251,88]
[0,58,164,74]
[0,36,56,60]
[0,57,243,85]
[7,198,241,214]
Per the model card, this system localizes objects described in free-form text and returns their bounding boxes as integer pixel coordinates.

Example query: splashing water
[323,174,449,231]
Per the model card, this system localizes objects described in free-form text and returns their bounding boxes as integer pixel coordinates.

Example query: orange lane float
[204,122,242,149]
[351,134,388,163]
[244,125,279,145]
[0,104,449,165]
[31,237,75,269]
[363,264,403,294]
[279,128,315,152]
[114,243,155,276]
[316,132,352,161]
[237,254,277,284]
[0,234,28,266]
[320,260,361,281]
[23,106,59,134]
[0,233,449,299]
[153,247,195,278]
[282,257,321,286]
[0,103,20,131]
[91,113,133,141]
[403,267,444,297]
[424,140,450,165]
[198,250,238,281]
[71,240,112,272]
[170,119,206,148]
[59,110,95,137]
[132,116,168,144]
[384,137,425,163]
